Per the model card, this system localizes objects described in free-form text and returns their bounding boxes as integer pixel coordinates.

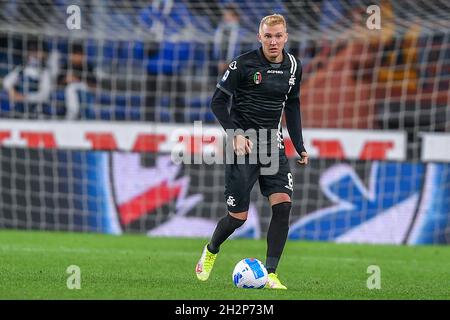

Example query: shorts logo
[227,195,236,207]
[253,72,262,84]
[229,61,237,70]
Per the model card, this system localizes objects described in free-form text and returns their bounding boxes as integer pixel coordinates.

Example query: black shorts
[224,152,293,213]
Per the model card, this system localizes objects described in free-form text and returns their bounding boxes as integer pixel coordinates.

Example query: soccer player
[195,14,308,289]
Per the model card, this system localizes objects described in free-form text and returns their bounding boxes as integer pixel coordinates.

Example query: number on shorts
[287,173,293,189]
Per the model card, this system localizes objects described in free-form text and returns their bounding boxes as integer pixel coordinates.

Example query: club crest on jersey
[253,72,262,84]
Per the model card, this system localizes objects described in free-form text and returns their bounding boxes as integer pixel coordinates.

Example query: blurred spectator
[2,38,51,118]
[57,42,96,120]
[211,5,246,78]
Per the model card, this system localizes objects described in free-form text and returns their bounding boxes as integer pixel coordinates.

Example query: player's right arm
[210,59,252,155]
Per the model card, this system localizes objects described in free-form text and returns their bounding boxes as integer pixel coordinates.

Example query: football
[232,258,268,289]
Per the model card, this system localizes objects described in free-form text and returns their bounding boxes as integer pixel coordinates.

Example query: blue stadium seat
[86,39,98,65]
[146,41,193,75]
[159,109,172,122]
[116,41,146,63]
[0,90,11,114]
[100,40,116,62]
[133,41,145,61]
[189,110,216,123]
[205,111,216,123]
[97,93,112,106]
[55,40,69,55]
[42,90,66,117]
[42,103,65,117]
[191,42,208,73]
[93,92,143,121]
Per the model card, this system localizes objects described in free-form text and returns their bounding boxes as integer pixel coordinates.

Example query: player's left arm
[284,60,308,166]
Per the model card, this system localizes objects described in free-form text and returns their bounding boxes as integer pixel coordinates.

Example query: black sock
[207,213,246,254]
[266,202,291,274]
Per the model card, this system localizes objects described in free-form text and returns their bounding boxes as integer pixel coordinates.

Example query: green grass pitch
[1,230,449,300]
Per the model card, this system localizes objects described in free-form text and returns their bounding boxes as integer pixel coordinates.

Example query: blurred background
[0,0,449,244]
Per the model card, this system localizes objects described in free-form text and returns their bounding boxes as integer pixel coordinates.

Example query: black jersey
[217,47,302,132]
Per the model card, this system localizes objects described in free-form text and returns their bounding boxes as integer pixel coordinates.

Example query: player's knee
[271,202,291,225]
[269,193,291,206]
[229,210,248,220]
[226,212,247,228]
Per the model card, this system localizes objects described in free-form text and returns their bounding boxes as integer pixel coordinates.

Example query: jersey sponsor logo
[253,72,262,84]
[227,195,236,207]
[222,70,230,82]
[267,70,283,74]
[229,61,237,70]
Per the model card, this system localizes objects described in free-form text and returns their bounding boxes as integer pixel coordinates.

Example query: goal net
[0,0,449,244]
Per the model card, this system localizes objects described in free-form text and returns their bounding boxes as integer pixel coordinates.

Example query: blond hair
[259,14,287,33]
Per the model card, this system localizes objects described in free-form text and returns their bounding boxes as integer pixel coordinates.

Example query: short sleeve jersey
[217,47,302,134]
